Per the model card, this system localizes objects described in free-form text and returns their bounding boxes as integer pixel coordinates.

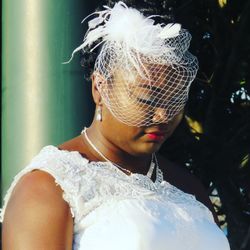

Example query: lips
[146,131,166,135]
[145,129,168,135]
[145,131,167,141]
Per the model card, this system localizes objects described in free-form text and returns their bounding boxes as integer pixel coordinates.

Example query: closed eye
[136,97,154,106]
[136,97,165,107]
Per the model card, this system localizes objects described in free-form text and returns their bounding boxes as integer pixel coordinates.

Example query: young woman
[1,1,230,249]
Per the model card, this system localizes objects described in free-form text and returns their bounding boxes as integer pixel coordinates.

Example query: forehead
[113,63,185,91]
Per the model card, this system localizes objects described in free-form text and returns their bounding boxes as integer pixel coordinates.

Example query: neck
[83,124,153,175]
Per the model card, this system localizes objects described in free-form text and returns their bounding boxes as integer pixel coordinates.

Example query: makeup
[146,133,165,141]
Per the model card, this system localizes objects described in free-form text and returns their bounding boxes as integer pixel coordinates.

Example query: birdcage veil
[65,1,198,126]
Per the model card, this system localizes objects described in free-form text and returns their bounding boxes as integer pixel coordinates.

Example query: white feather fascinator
[66,1,194,68]
[66,1,198,126]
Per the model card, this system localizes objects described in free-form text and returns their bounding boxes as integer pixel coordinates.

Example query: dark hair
[80,0,175,81]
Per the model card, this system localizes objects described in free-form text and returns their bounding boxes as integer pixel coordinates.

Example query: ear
[91,71,106,105]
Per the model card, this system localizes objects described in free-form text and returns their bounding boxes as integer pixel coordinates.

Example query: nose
[152,108,168,123]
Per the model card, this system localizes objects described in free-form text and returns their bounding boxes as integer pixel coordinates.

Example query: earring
[96,106,102,121]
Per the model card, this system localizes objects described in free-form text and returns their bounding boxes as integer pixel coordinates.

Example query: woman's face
[95,66,185,156]
[100,104,183,156]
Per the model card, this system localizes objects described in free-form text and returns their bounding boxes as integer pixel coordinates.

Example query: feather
[64,1,183,66]
[158,23,181,39]
[88,17,105,30]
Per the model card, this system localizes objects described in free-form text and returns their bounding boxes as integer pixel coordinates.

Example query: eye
[128,88,153,104]
[135,91,156,105]
[136,97,154,106]
[169,95,186,105]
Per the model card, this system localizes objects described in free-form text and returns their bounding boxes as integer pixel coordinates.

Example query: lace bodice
[0,145,230,250]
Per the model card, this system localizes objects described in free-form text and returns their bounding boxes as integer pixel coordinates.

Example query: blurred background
[1,0,250,249]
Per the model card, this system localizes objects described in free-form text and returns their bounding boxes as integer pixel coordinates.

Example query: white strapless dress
[0,146,230,250]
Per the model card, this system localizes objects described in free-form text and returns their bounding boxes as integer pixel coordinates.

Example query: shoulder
[2,170,73,249]
[11,169,70,203]
[157,154,200,192]
[57,135,88,157]
[157,154,205,196]
[3,170,73,221]
[157,154,219,225]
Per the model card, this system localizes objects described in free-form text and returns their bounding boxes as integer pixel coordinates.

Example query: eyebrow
[138,84,163,93]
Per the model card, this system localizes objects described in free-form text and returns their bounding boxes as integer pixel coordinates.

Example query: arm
[186,176,220,226]
[2,170,74,250]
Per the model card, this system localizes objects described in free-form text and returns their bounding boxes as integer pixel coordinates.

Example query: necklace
[81,127,159,180]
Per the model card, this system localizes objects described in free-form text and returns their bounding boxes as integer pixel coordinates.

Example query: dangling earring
[96,106,102,121]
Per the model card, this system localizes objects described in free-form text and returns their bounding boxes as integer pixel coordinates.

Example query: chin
[133,142,163,156]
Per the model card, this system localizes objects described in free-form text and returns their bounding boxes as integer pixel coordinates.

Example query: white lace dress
[0,145,230,250]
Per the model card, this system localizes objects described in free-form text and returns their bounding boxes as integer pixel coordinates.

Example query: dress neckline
[44,145,163,187]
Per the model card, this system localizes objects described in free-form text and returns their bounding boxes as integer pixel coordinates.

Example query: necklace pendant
[146,161,155,179]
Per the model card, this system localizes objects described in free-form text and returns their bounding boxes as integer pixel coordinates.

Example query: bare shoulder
[157,154,219,225]
[157,154,205,194]
[2,170,73,250]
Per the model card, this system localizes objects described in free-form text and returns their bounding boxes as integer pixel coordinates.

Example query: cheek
[102,106,134,137]
[169,112,184,131]
[102,106,143,145]
[109,90,149,124]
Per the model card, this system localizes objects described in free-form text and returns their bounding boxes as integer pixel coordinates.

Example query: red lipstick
[146,133,165,141]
